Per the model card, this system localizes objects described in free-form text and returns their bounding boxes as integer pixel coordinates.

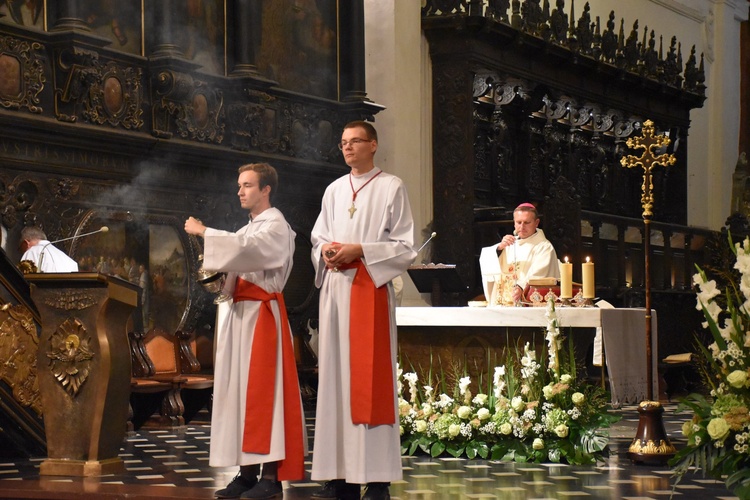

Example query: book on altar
[663,352,693,364]
[527,277,559,286]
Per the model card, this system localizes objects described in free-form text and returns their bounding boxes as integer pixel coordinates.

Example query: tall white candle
[582,256,595,299]
[560,256,572,299]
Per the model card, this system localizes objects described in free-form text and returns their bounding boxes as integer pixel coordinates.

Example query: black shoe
[216,473,258,499]
[362,482,390,500]
[240,478,283,499]
[311,480,360,500]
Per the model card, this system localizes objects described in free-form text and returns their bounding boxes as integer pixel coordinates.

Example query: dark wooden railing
[473,210,717,300]
[581,210,715,296]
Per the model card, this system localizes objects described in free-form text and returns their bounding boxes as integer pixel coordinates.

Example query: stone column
[150,0,185,58]
[229,0,262,77]
[50,0,90,32]
[339,0,368,101]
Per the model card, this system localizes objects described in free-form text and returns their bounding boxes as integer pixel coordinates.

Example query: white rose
[422,403,433,417]
[571,392,585,405]
[415,420,428,433]
[500,422,513,435]
[532,438,545,450]
[448,424,461,438]
[473,393,489,405]
[727,370,748,389]
[457,406,472,419]
[554,424,569,438]
[542,385,554,399]
[511,396,525,412]
[560,374,572,384]
[477,408,491,421]
[707,418,730,441]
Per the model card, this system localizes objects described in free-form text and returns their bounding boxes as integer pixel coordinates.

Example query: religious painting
[257,0,338,99]
[0,0,43,29]
[70,213,190,336]
[80,0,142,55]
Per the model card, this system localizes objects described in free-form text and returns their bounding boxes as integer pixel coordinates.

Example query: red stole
[233,278,305,481]
[335,260,395,425]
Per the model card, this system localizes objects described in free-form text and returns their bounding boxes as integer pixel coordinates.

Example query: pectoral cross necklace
[348,170,383,218]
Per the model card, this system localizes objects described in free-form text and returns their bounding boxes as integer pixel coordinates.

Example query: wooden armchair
[129,327,213,429]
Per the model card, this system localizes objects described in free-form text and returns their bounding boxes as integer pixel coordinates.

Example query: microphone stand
[513,231,521,306]
[417,231,437,263]
[37,226,109,272]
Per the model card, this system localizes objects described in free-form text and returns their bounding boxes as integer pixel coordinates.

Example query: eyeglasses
[338,138,372,150]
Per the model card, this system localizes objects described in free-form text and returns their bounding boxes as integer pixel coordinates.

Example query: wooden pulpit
[27,273,139,476]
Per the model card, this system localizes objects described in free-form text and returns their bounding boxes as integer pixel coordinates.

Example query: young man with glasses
[310,121,417,500]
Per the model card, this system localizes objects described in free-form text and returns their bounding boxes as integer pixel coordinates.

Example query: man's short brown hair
[513,203,539,220]
[238,163,279,200]
[343,120,378,142]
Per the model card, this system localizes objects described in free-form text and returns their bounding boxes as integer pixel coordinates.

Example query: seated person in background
[479,203,559,306]
[19,226,78,273]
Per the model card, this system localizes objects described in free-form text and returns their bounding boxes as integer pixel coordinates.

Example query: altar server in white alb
[184,163,306,500]
[479,203,560,306]
[19,226,78,272]
[310,121,417,500]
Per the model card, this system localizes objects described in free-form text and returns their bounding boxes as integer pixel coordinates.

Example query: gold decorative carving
[153,70,224,143]
[0,303,42,415]
[83,62,144,129]
[55,49,144,129]
[43,290,98,311]
[0,35,45,113]
[628,438,677,455]
[45,318,94,397]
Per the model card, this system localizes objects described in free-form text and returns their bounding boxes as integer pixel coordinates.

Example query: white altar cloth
[395,306,658,406]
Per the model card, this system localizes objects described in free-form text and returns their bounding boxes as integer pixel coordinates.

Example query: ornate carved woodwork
[0,30,45,114]
[0,302,42,414]
[424,2,705,294]
[0,1,379,444]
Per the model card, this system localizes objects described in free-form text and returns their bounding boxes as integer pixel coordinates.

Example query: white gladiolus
[459,376,471,396]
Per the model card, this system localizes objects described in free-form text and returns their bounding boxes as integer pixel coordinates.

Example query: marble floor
[0,404,738,500]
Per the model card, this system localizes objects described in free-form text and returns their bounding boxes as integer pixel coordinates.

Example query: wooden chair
[129,327,213,429]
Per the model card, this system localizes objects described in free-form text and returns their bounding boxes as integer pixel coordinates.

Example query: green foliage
[398,300,620,465]
[670,234,750,498]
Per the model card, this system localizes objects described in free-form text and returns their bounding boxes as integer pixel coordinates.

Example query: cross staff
[620,119,676,402]
[620,120,676,219]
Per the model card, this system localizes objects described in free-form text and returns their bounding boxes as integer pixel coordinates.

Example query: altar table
[395,306,658,406]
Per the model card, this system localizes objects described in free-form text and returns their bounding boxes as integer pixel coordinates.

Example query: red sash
[335,260,395,425]
[233,278,305,481]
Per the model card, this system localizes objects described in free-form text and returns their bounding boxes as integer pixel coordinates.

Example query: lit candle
[582,256,595,299]
[560,256,572,299]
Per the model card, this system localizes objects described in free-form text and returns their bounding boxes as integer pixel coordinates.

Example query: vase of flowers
[398,299,620,465]
[671,235,750,498]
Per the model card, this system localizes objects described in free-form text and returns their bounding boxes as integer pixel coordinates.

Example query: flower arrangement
[398,299,620,465]
[671,235,750,498]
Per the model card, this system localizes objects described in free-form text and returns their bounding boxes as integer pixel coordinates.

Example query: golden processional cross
[620,119,677,464]
[620,120,677,219]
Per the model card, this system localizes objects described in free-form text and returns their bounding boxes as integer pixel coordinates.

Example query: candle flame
[586,256,591,263]
[564,256,569,263]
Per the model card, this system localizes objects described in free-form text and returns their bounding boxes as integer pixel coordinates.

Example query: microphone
[417,231,437,254]
[38,226,109,271]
